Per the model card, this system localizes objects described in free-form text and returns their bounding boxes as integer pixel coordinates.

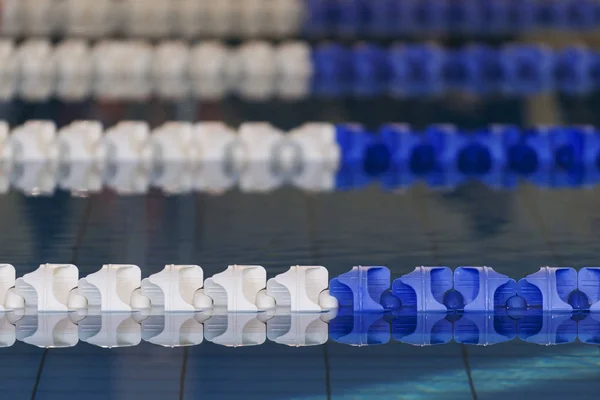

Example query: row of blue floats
[327,266,600,345]
[304,0,600,37]
[333,124,600,188]
[312,44,600,96]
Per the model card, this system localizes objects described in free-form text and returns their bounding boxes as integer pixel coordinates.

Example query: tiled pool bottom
[1,182,600,399]
[3,338,598,400]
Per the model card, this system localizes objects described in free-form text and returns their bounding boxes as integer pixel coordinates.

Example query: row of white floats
[0,120,338,165]
[0,264,339,314]
[1,0,303,38]
[0,39,312,100]
[0,120,339,195]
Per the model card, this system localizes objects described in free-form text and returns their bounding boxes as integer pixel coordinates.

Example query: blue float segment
[365,0,401,37]
[335,162,373,190]
[446,127,506,186]
[554,47,594,95]
[480,0,512,35]
[351,44,390,96]
[564,0,600,31]
[444,0,483,34]
[331,0,361,37]
[506,0,536,32]
[392,312,452,346]
[505,126,553,178]
[378,124,451,187]
[378,124,414,189]
[550,127,587,171]
[454,313,516,345]
[443,46,492,93]
[329,312,390,346]
[535,0,568,29]
[454,267,517,312]
[303,0,331,37]
[550,126,599,187]
[577,314,600,344]
[580,127,600,185]
[405,0,446,33]
[500,45,554,95]
[335,124,373,164]
[392,266,452,312]
[388,44,446,96]
[311,43,351,96]
[517,312,577,345]
[329,266,390,313]
[578,268,600,312]
[517,267,577,311]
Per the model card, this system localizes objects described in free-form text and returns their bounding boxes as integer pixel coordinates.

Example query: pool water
[1,96,600,399]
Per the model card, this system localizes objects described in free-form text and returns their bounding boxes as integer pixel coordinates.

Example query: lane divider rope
[0,264,597,348]
[0,121,598,194]
[0,40,599,101]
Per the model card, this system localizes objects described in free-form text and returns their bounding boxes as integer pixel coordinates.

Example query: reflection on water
[3,159,600,196]
[2,310,600,349]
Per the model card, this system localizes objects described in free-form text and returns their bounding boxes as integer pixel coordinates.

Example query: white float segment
[189,42,230,99]
[267,313,328,346]
[270,0,303,37]
[140,265,204,312]
[204,265,267,312]
[57,121,105,163]
[103,121,152,163]
[92,40,153,100]
[54,40,93,101]
[205,0,236,37]
[77,264,142,312]
[123,0,173,38]
[1,0,22,36]
[288,123,340,165]
[11,264,78,312]
[0,314,16,347]
[239,163,284,193]
[193,122,239,164]
[10,121,58,163]
[11,160,58,196]
[0,40,18,100]
[231,41,277,100]
[204,313,266,347]
[79,313,142,348]
[0,264,16,312]
[58,161,104,193]
[142,313,204,347]
[238,122,284,164]
[275,41,312,99]
[265,266,329,312]
[17,39,56,101]
[238,0,267,37]
[173,0,207,38]
[150,122,196,163]
[152,41,190,99]
[22,0,57,36]
[17,313,78,348]
[104,161,151,195]
[64,0,115,37]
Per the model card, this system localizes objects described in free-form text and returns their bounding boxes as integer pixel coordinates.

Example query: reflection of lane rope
[0,310,599,349]
[0,121,599,195]
[2,39,600,101]
[3,0,599,39]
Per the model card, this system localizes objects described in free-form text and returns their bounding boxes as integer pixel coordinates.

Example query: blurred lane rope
[1,0,599,39]
[0,39,599,101]
[0,121,596,195]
